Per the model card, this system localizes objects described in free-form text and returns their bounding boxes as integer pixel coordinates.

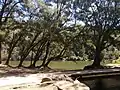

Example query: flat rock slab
[68,68,120,76]
[0,73,90,90]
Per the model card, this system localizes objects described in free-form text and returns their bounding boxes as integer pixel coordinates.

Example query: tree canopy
[0,0,120,69]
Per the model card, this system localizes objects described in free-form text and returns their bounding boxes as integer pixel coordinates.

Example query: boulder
[40,77,90,90]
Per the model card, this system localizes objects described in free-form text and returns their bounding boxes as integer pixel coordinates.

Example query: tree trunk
[44,47,65,68]
[5,34,22,65]
[18,58,24,67]
[32,60,37,67]
[30,42,46,68]
[30,57,38,68]
[0,41,1,64]
[41,41,50,66]
[84,47,103,70]
[5,46,14,65]
[44,58,53,67]
[37,41,50,68]
[5,52,11,65]
[92,49,101,67]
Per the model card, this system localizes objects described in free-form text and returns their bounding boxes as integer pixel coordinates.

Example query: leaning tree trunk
[0,41,1,64]
[44,48,65,68]
[30,54,38,68]
[18,55,26,67]
[41,42,50,66]
[18,59,24,67]
[30,52,33,67]
[30,42,45,68]
[5,45,15,65]
[5,34,22,65]
[44,57,53,68]
[5,52,11,65]
[37,41,50,68]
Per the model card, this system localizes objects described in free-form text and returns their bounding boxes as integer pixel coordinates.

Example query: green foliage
[1,0,120,69]
[73,0,120,67]
[112,57,120,64]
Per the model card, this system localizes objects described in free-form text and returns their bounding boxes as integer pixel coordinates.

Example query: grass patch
[48,61,92,70]
[4,61,93,70]
[3,60,112,70]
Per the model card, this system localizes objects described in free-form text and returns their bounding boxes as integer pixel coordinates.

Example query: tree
[21,0,77,69]
[4,21,27,65]
[0,31,5,63]
[75,0,120,69]
[0,0,25,64]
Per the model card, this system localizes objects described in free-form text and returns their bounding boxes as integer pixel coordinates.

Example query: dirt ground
[1,64,120,90]
[0,64,76,90]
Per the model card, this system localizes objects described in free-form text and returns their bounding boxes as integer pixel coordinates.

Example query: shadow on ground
[0,66,39,77]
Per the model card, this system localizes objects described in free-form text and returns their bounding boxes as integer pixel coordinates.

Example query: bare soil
[0,64,74,90]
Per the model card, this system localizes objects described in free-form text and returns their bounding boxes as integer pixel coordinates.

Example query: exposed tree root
[84,64,104,70]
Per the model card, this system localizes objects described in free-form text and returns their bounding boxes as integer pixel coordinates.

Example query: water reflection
[93,79,106,90]
[82,77,120,90]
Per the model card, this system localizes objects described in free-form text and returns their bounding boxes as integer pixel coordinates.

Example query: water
[82,76,120,90]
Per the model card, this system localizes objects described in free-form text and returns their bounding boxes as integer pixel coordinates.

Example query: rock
[41,77,52,83]
[39,84,59,90]
[40,78,90,90]
[54,80,90,90]
[52,74,73,82]
[39,74,90,90]
[40,77,54,87]
[0,73,90,90]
